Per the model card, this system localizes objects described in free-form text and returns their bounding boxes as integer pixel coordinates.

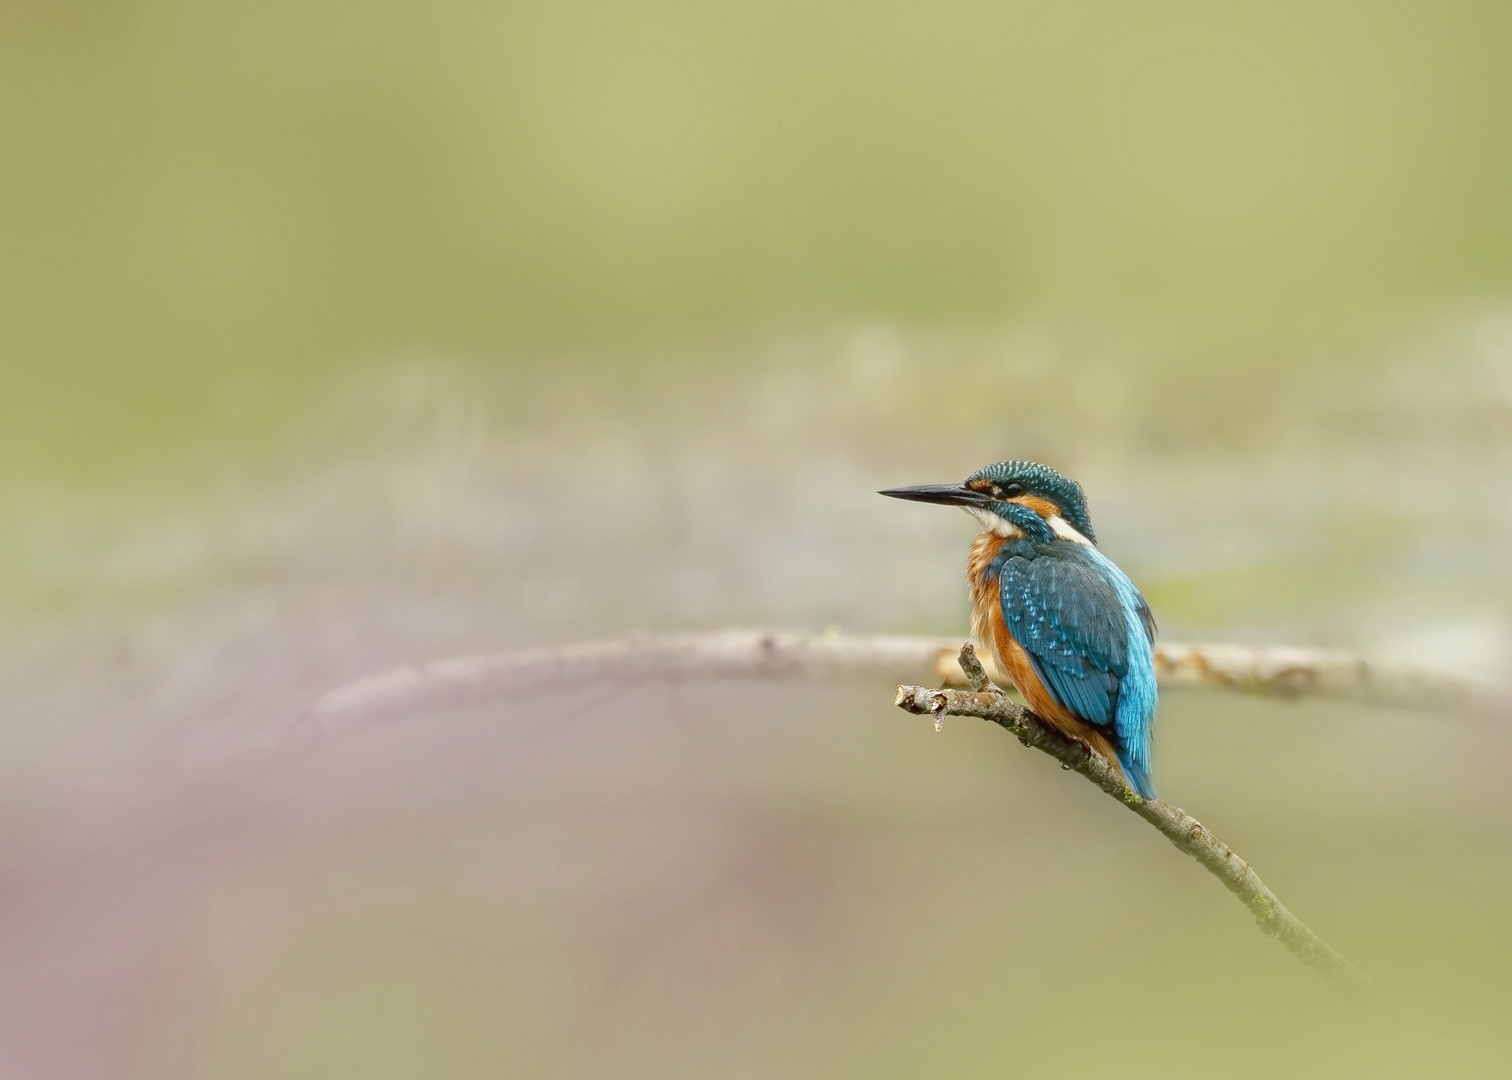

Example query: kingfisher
[880,461,1159,799]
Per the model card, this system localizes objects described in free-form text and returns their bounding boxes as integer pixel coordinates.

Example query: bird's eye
[1001,482,1025,498]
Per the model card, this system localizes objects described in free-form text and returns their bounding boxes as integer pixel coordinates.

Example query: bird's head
[879,460,1096,544]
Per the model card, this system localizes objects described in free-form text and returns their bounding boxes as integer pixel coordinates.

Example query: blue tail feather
[1118,749,1158,800]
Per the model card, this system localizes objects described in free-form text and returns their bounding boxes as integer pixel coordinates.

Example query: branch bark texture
[897,644,1374,992]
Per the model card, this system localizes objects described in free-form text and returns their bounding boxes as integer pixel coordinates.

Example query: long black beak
[877,483,988,506]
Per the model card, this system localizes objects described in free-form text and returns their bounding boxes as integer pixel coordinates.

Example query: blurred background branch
[297,629,1507,736]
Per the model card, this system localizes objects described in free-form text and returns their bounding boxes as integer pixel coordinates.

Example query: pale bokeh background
[3,2,1512,1077]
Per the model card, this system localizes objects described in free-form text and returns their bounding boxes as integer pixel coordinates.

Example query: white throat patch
[963,507,1094,545]
[964,506,1021,537]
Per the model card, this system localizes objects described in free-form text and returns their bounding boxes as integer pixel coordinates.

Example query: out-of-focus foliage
[3,0,1512,474]
[3,2,1512,1078]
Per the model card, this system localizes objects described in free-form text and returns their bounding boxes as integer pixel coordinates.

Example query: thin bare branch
[898,644,1374,992]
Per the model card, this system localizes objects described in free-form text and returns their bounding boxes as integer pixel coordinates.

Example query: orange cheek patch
[1010,494,1062,521]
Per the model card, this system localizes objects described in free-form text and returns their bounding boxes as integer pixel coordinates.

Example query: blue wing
[996,547,1128,727]
[994,543,1159,798]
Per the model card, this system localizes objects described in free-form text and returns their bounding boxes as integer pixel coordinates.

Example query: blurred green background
[4,1,1512,1077]
[6,0,1512,477]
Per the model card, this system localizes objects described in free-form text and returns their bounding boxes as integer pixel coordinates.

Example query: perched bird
[880,461,1159,799]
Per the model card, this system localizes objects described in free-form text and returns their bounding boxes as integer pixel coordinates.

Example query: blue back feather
[991,540,1159,799]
